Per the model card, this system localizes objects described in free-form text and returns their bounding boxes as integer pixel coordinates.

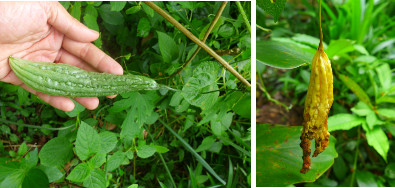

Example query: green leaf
[233,93,251,118]
[83,10,102,48]
[92,1,103,7]
[365,126,389,161]
[328,113,364,131]
[339,74,373,108]
[110,1,126,11]
[218,24,234,38]
[17,142,27,156]
[376,63,392,92]
[99,4,124,25]
[325,39,355,58]
[0,169,25,188]
[83,14,99,32]
[366,112,384,130]
[99,131,118,154]
[157,31,179,63]
[141,3,154,17]
[83,169,106,188]
[126,6,141,14]
[70,1,81,21]
[196,136,216,152]
[108,98,133,113]
[385,163,395,179]
[59,1,70,9]
[292,34,326,49]
[121,116,141,144]
[17,87,29,106]
[39,136,73,167]
[154,145,169,153]
[211,118,222,136]
[137,17,151,38]
[378,108,395,119]
[22,168,49,188]
[88,153,106,169]
[333,156,347,180]
[350,101,373,116]
[353,44,369,55]
[137,145,156,159]
[181,61,220,111]
[37,165,63,183]
[219,136,250,157]
[84,5,98,18]
[356,171,378,187]
[67,163,90,182]
[106,151,127,171]
[121,92,155,125]
[385,124,395,136]
[256,124,338,186]
[65,99,85,117]
[372,39,395,54]
[22,148,38,169]
[178,1,197,10]
[377,96,395,104]
[256,0,286,22]
[187,165,198,186]
[256,40,314,69]
[75,122,101,161]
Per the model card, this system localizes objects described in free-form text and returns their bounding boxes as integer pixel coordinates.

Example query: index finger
[45,2,99,43]
[62,36,123,75]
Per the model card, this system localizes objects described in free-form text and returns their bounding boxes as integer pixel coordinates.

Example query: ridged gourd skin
[299,44,333,174]
[9,57,160,97]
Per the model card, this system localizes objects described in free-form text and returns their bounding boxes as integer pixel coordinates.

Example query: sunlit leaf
[257,40,314,69]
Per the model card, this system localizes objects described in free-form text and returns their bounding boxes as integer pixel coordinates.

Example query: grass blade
[339,74,373,109]
[159,118,226,185]
[226,158,234,188]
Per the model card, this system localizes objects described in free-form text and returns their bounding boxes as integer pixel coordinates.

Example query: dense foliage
[257,0,394,186]
[0,1,251,187]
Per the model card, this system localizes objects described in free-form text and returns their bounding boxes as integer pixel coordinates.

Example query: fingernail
[88,28,99,35]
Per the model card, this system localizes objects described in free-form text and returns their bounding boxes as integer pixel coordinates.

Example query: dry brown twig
[143,1,251,87]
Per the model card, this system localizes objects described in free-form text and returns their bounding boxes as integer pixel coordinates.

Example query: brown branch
[143,1,251,87]
[3,144,41,148]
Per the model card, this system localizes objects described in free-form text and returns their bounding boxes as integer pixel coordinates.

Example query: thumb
[46,2,99,42]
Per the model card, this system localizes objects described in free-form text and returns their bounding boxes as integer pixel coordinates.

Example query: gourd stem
[163,1,228,80]
[319,0,323,48]
[143,1,251,88]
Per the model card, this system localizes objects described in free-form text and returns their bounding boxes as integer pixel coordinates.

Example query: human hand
[0,1,123,111]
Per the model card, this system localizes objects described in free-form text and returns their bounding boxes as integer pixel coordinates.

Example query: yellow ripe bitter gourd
[299,42,333,174]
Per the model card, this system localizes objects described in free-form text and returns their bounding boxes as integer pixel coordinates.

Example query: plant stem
[319,0,323,47]
[256,24,271,32]
[143,1,250,88]
[0,118,75,131]
[257,74,289,111]
[145,125,177,188]
[235,1,251,34]
[350,126,361,186]
[163,1,228,80]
